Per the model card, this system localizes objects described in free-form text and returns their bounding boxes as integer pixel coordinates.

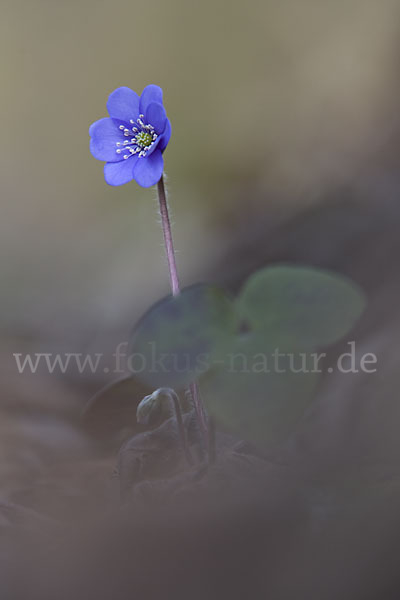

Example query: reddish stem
[157,176,180,296]
[156,175,208,447]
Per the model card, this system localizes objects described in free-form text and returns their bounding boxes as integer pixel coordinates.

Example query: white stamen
[115,114,159,158]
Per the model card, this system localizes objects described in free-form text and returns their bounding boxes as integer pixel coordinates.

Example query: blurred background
[2,0,400,348]
[2,1,400,598]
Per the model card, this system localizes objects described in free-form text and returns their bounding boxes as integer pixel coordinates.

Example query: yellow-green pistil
[135,131,153,148]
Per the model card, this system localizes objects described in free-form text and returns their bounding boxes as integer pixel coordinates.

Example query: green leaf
[237,265,366,348]
[130,284,237,389]
[202,332,319,446]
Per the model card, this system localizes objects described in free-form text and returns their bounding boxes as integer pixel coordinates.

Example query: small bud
[136,390,163,426]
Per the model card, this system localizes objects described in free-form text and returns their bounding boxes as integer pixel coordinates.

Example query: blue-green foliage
[123,265,366,446]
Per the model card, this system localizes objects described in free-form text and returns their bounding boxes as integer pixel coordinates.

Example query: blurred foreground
[2,188,400,598]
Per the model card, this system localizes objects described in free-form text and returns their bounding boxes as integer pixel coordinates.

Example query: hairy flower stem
[156,175,208,446]
[157,176,180,296]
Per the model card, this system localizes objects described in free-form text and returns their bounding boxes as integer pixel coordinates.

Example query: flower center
[115,114,158,159]
[135,131,153,148]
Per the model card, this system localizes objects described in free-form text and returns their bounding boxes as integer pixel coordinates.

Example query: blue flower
[89,85,171,188]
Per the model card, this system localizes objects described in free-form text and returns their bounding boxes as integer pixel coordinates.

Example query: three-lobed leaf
[236,265,366,348]
[130,284,237,389]
[202,332,319,446]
